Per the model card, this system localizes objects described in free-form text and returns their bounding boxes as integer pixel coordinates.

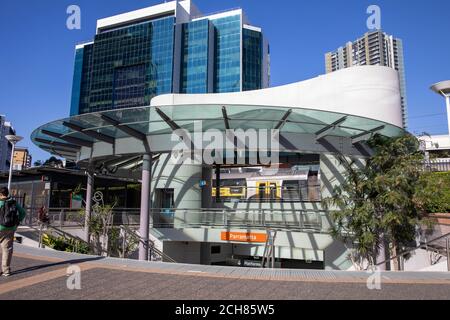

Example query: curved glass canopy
[31,104,404,160]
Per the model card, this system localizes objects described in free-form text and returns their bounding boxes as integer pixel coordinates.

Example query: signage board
[220,231,267,243]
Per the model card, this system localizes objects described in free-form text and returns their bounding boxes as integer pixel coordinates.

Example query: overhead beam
[34,137,81,150]
[100,114,151,153]
[100,114,147,142]
[274,109,292,130]
[41,129,93,148]
[351,125,385,144]
[62,121,115,144]
[222,106,231,130]
[315,116,347,140]
[155,107,181,131]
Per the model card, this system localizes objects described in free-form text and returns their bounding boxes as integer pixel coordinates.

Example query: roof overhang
[31,104,404,164]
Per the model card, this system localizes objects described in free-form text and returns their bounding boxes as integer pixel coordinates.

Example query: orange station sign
[220,231,267,243]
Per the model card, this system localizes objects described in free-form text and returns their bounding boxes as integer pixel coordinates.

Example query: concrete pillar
[139,153,152,261]
[84,169,94,243]
[152,154,203,228]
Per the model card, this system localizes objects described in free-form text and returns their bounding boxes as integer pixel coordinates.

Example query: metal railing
[24,207,141,227]
[151,208,325,232]
[376,231,450,271]
[119,225,176,263]
[22,206,327,233]
[27,223,91,253]
[423,161,450,172]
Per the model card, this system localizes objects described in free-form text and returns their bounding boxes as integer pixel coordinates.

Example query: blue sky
[1,0,449,162]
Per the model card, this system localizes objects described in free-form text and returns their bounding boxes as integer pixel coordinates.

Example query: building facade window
[180,19,210,93]
[210,14,241,93]
[243,28,262,91]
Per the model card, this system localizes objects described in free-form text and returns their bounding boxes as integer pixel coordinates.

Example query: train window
[219,179,246,187]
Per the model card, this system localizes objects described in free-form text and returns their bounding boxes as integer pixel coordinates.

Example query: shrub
[420,172,450,213]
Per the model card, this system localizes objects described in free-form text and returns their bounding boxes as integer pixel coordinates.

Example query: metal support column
[84,168,94,243]
[445,95,450,136]
[28,181,35,226]
[7,143,16,191]
[139,153,152,261]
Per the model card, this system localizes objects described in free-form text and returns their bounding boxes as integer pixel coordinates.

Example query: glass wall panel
[210,14,241,93]
[243,28,262,91]
[180,19,210,93]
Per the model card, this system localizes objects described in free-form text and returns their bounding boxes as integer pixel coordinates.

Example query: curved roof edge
[151,66,403,127]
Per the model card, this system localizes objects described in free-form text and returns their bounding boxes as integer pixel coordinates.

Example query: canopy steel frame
[41,129,93,148]
[274,109,292,130]
[155,107,181,131]
[100,114,151,153]
[222,106,231,130]
[315,116,347,140]
[351,125,385,144]
[62,121,115,145]
[34,137,81,151]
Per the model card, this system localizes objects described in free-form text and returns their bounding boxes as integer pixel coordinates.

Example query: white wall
[163,241,201,264]
[152,66,403,128]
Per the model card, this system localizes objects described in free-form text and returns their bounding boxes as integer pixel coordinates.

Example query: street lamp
[430,80,450,136]
[5,135,23,190]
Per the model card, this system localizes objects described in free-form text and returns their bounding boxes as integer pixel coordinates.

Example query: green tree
[43,156,64,168]
[323,134,440,270]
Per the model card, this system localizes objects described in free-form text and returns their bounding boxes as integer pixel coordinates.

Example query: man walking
[0,187,26,277]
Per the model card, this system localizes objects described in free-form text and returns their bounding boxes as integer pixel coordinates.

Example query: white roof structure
[152,66,403,128]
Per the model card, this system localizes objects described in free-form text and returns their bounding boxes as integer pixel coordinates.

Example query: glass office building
[70,0,269,116]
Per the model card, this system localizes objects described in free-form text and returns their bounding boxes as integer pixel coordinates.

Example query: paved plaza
[0,244,449,300]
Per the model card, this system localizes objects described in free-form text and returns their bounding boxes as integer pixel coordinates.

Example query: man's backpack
[0,199,20,228]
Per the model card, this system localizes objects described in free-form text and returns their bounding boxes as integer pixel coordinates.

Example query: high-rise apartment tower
[325,30,407,128]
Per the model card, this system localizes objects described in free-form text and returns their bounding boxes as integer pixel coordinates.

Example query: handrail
[150,207,325,232]
[26,223,92,253]
[376,231,450,266]
[119,225,176,263]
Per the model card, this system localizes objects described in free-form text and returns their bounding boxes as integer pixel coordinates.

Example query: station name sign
[220,231,267,243]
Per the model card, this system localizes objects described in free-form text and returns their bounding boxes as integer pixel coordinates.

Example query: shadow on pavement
[10,256,105,276]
